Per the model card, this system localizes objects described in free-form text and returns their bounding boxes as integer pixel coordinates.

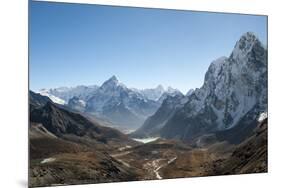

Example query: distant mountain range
[133,32,267,144]
[38,76,181,129]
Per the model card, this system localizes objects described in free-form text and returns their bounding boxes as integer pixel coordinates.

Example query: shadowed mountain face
[131,93,185,138]
[213,118,268,174]
[134,32,267,143]
[30,90,52,110]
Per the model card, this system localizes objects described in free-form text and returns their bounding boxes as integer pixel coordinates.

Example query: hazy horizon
[30,1,267,93]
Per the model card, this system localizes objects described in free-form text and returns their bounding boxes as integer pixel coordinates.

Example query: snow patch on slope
[39,90,66,105]
[258,112,267,122]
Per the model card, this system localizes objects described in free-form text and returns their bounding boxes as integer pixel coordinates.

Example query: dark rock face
[31,101,97,137]
[29,90,52,110]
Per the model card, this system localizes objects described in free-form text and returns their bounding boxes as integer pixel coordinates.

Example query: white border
[35,0,269,15]
[1,0,280,188]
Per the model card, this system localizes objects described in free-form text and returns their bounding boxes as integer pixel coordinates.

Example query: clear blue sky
[30,1,267,93]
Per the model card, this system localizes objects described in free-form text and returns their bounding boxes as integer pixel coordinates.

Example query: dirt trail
[110,150,133,168]
[110,151,131,158]
[144,156,178,179]
[110,145,179,180]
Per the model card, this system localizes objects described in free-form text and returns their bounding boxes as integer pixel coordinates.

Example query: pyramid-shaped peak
[109,75,118,81]
[101,75,124,89]
[103,75,119,85]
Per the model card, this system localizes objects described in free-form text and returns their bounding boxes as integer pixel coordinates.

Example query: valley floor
[29,120,268,187]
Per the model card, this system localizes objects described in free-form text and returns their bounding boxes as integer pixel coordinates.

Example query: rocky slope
[29,91,141,187]
[30,90,52,110]
[29,122,139,187]
[212,118,267,174]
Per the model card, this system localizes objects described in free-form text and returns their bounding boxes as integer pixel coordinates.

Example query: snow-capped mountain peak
[100,75,125,90]
[108,75,118,82]
[231,32,262,61]
[135,32,267,141]
[38,75,183,130]
[39,85,99,103]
